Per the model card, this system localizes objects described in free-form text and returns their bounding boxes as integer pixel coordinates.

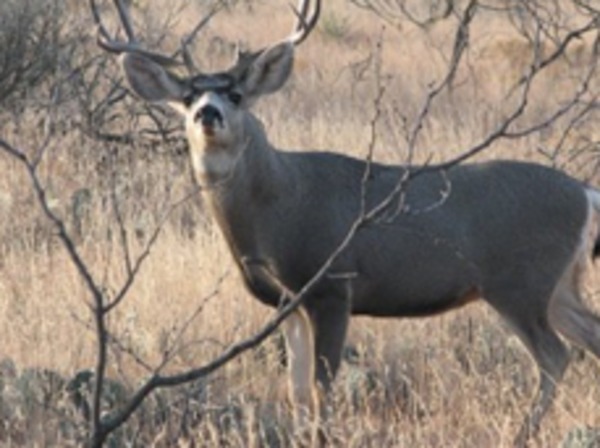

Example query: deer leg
[514,357,568,448]
[308,297,351,392]
[303,297,350,447]
[486,289,570,447]
[548,243,600,359]
[504,306,570,447]
[282,306,318,431]
[550,288,600,359]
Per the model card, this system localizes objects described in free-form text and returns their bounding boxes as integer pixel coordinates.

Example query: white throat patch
[191,148,237,179]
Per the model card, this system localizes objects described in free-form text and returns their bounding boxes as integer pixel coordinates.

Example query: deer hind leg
[550,288,600,360]
[549,229,600,359]
[513,320,570,447]
[551,291,600,358]
[512,315,570,448]
[282,307,318,435]
[515,206,600,445]
[486,288,570,447]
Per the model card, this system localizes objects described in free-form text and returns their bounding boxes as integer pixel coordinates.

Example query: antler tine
[293,0,311,33]
[176,4,223,58]
[174,4,224,74]
[90,0,113,43]
[97,37,182,66]
[228,0,319,77]
[289,0,321,46]
[91,0,180,67]
[113,0,136,43]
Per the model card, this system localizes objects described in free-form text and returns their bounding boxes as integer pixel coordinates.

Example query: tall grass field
[1,0,600,446]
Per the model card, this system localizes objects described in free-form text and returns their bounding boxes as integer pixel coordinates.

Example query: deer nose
[195,104,223,128]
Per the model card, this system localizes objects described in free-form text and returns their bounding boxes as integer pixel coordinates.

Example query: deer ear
[241,42,294,99]
[121,53,186,107]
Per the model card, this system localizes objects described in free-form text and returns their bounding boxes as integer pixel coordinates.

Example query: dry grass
[1,0,600,446]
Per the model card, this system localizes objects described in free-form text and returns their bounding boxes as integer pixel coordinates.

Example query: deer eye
[183,94,196,108]
[226,91,243,106]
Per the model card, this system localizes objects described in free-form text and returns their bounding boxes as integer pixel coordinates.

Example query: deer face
[118,41,295,179]
[184,88,248,178]
[187,90,244,149]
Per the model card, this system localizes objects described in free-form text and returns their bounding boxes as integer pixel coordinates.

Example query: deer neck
[191,115,292,257]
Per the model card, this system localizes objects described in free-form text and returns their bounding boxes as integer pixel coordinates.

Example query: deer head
[92,0,320,180]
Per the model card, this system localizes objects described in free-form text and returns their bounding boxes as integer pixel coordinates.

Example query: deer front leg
[283,306,318,434]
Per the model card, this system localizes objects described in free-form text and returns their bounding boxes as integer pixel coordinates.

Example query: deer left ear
[241,42,294,99]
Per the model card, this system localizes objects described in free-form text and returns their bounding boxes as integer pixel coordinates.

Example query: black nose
[195,104,223,128]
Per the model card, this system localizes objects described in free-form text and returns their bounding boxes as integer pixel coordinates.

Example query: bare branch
[104,185,201,313]
[0,140,103,308]
[175,2,225,72]
[406,0,477,152]
[70,310,155,373]
[155,275,227,370]
[99,204,365,436]
[350,0,454,28]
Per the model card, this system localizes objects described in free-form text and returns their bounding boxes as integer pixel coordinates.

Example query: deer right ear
[121,53,186,110]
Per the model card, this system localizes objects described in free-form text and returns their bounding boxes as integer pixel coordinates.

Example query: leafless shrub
[0,1,66,112]
[350,0,454,28]
[1,0,600,446]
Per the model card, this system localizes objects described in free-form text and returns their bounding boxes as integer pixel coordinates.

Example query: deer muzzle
[196,104,223,133]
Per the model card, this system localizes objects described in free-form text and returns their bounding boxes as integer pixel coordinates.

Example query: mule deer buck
[93,0,600,444]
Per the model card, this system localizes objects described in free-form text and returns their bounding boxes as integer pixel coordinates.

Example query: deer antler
[92,0,320,90]
[228,0,320,80]
[90,0,181,67]
[289,0,321,46]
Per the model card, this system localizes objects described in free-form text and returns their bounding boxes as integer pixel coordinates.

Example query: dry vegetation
[1,0,600,446]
